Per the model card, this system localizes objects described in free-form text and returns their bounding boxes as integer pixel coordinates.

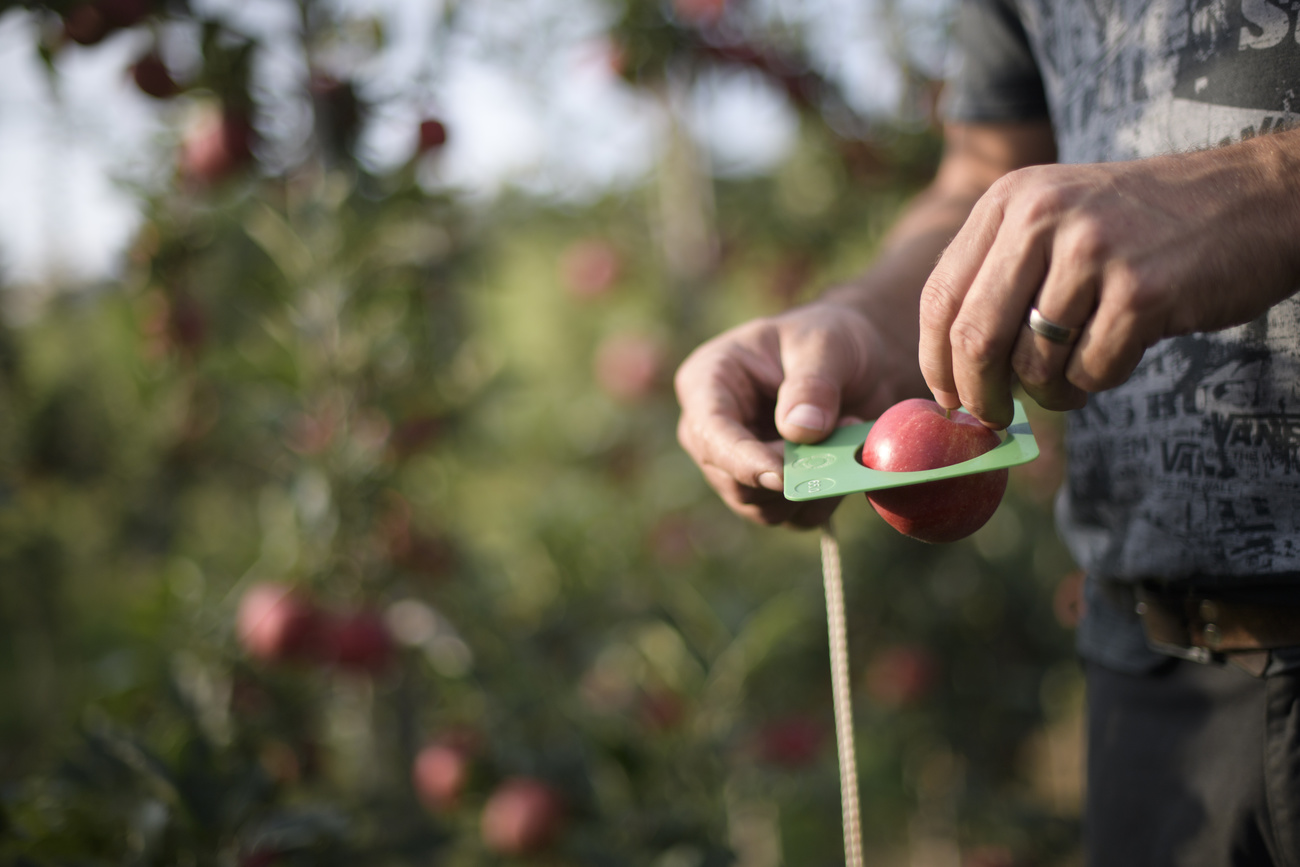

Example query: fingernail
[758,472,783,491]
[785,404,827,433]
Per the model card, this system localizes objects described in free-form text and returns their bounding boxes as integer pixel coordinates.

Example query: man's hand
[674,302,908,527]
[675,121,1056,526]
[919,132,1300,429]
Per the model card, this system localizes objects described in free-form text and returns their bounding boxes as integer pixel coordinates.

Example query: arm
[674,120,1057,526]
[919,127,1300,429]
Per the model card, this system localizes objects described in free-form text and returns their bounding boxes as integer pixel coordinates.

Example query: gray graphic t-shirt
[949,0,1300,588]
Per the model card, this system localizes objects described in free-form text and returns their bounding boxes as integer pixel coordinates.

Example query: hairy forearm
[1157,126,1300,334]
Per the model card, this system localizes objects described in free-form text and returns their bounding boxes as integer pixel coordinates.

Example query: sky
[0,0,952,294]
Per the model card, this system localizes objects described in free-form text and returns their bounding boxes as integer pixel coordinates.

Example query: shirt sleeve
[943,0,1051,123]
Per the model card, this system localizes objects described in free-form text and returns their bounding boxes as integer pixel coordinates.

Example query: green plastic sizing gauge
[783,399,1039,502]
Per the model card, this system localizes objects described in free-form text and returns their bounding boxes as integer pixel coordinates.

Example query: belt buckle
[1134,586,1270,675]
[1143,637,1218,665]
[1134,587,1220,664]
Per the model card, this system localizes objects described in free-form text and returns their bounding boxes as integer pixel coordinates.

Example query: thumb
[773,332,853,444]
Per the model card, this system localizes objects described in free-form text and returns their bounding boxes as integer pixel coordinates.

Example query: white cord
[821,524,864,867]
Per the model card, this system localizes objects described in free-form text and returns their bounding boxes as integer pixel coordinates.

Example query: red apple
[180,105,255,186]
[480,777,565,855]
[237,583,326,664]
[673,0,728,26]
[559,239,621,300]
[638,689,686,732]
[756,715,825,767]
[418,119,448,153]
[63,5,109,45]
[859,399,1008,543]
[324,611,396,675]
[97,0,153,28]
[131,52,178,98]
[413,740,474,812]
[864,644,939,708]
[594,333,664,402]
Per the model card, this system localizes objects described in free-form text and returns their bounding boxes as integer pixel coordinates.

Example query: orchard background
[0,1,1085,864]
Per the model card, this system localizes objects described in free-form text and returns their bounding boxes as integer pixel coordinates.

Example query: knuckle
[1004,170,1064,223]
[985,168,1028,205]
[1014,351,1053,390]
[1020,190,1064,227]
[783,372,840,405]
[1070,359,1132,394]
[918,354,952,390]
[1101,263,1172,331]
[920,269,964,322]
[949,317,1000,371]
[1118,267,1167,317]
[1061,216,1110,265]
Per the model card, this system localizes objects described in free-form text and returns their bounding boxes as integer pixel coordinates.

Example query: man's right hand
[674,300,906,527]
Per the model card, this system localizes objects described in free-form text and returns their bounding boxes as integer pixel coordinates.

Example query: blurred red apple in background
[131,51,179,99]
[864,644,939,709]
[413,739,474,812]
[673,0,728,26]
[559,239,621,300]
[63,5,109,45]
[97,0,152,28]
[418,119,448,153]
[594,332,664,402]
[324,610,395,675]
[180,105,255,186]
[237,583,326,664]
[638,689,686,732]
[756,715,825,767]
[860,399,1007,543]
[480,777,565,855]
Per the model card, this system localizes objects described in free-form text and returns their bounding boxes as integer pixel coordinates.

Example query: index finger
[918,187,1009,411]
[675,349,786,491]
[677,406,786,492]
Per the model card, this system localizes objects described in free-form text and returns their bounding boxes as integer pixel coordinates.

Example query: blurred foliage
[0,0,1081,865]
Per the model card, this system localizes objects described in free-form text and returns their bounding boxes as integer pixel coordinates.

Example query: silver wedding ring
[1027,307,1083,345]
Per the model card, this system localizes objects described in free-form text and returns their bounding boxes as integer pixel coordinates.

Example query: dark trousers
[1085,660,1300,866]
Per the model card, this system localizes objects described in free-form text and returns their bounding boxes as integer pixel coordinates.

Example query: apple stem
[945,407,951,420]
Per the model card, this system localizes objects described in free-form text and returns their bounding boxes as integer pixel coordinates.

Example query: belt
[1132,585,1300,677]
